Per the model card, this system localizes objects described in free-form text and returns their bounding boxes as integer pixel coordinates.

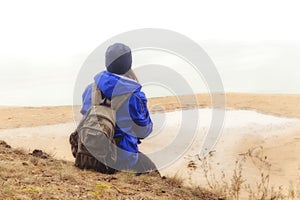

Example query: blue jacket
[80,71,153,168]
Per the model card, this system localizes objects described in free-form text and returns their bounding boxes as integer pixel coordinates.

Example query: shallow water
[0,109,298,161]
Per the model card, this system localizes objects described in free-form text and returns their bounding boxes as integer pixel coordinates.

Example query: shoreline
[0,93,299,130]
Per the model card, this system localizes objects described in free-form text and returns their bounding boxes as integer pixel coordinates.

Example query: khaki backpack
[70,83,129,174]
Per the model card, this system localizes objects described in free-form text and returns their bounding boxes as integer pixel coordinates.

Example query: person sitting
[71,43,158,174]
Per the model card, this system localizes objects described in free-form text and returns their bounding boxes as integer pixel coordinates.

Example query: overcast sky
[0,0,299,106]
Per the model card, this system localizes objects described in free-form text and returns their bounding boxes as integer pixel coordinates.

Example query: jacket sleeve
[129,91,153,139]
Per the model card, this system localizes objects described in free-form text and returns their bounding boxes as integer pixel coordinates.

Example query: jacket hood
[94,71,141,99]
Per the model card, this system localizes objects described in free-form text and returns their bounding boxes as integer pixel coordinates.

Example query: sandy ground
[153,110,300,193]
[0,93,299,196]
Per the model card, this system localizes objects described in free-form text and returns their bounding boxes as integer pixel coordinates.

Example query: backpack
[70,83,129,174]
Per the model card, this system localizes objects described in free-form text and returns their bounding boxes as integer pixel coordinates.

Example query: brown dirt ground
[0,140,218,200]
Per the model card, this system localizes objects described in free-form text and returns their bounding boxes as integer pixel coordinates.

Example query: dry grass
[189,146,300,200]
[0,140,218,200]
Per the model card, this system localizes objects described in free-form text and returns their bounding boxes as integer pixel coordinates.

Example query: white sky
[0,0,300,106]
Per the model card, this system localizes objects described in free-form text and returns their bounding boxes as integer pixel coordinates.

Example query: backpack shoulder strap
[111,93,131,111]
[92,83,103,106]
[92,83,131,110]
